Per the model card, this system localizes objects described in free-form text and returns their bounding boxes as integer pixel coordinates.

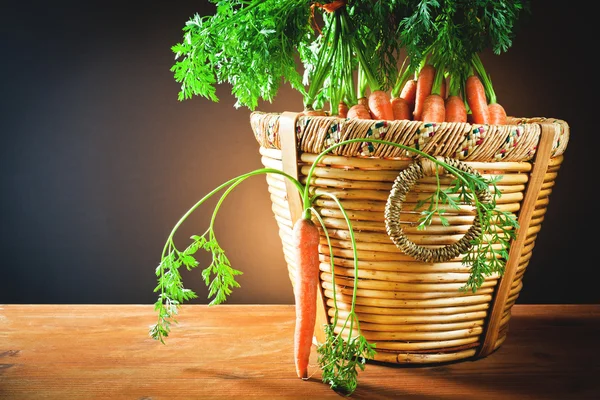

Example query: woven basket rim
[250,111,569,162]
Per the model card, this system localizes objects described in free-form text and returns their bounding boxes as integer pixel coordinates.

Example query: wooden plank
[478,124,557,357]
[0,304,599,399]
[279,112,303,224]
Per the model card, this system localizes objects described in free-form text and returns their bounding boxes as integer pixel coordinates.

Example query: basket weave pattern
[252,113,568,161]
[251,112,569,364]
[384,157,492,263]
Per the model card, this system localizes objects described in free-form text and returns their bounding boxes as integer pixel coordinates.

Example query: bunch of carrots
[333,53,507,125]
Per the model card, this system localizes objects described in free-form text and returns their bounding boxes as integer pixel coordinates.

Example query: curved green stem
[309,207,339,328]
[209,176,248,230]
[157,168,303,312]
[391,57,413,98]
[310,191,361,336]
[161,168,303,261]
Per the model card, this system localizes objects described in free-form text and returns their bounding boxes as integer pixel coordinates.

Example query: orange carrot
[488,102,507,125]
[391,97,411,120]
[292,217,320,380]
[338,101,349,118]
[445,95,467,123]
[368,90,394,120]
[413,64,436,121]
[399,79,417,108]
[421,94,445,123]
[347,104,371,119]
[471,53,503,125]
[356,96,370,116]
[302,109,328,117]
[465,74,490,124]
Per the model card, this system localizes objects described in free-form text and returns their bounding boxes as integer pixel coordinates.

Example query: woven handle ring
[384,157,492,263]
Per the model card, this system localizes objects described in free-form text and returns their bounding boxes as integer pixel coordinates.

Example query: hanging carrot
[413,64,436,121]
[292,217,321,380]
[368,90,394,120]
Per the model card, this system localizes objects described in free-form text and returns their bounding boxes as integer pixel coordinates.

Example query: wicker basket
[250,111,569,364]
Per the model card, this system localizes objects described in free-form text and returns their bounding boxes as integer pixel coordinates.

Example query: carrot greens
[150,169,303,343]
[398,0,530,79]
[171,1,529,113]
[171,0,313,109]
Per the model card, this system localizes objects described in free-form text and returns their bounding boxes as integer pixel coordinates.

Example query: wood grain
[479,124,556,357]
[1,304,599,399]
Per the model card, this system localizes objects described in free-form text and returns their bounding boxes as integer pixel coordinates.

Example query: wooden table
[1,304,599,399]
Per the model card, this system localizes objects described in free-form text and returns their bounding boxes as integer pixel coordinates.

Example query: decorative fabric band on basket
[384,157,493,263]
[250,112,570,162]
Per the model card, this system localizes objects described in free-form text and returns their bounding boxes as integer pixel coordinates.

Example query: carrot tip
[297,370,308,379]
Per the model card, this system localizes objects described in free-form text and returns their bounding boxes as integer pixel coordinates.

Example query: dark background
[1,1,596,305]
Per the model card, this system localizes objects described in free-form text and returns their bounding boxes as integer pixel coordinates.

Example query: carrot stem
[305,12,339,109]
[161,168,302,262]
[472,53,497,104]
[339,9,380,92]
[311,192,360,319]
[447,72,461,98]
[391,57,413,98]
[430,65,445,96]
[309,208,339,327]
[357,64,367,100]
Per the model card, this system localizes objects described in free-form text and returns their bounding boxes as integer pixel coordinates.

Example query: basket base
[313,333,506,364]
